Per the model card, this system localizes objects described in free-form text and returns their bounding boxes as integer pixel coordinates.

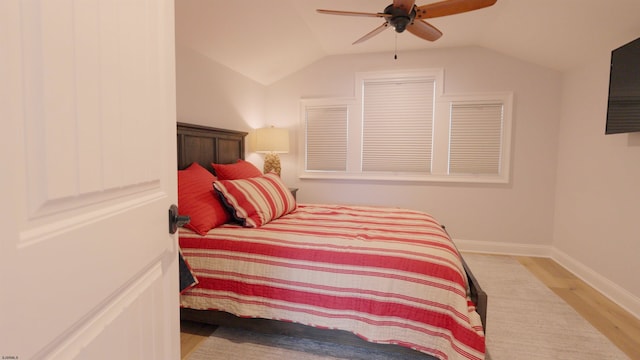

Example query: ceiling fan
[317,0,497,44]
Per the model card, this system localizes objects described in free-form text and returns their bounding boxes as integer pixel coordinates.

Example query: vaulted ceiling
[175,0,640,85]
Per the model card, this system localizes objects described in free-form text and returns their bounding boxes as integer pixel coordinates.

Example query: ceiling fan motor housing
[384,4,417,33]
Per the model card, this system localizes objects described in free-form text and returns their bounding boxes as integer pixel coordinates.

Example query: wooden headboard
[177,122,247,173]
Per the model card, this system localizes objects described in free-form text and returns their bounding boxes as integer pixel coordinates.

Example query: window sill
[299,172,509,184]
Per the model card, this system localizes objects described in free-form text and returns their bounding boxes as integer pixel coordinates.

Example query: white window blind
[449,102,504,175]
[305,105,348,171]
[361,78,434,172]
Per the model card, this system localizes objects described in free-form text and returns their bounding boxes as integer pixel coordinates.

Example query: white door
[0,1,179,359]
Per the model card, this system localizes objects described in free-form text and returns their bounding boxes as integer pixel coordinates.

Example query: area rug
[462,254,628,360]
[187,254,629,360]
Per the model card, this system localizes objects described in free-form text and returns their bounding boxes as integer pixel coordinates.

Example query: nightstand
[288,187,298,200]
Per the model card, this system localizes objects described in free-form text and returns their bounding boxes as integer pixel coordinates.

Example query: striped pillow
[213,173,296,227]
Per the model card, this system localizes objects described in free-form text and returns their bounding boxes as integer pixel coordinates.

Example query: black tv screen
[606,37,640,134]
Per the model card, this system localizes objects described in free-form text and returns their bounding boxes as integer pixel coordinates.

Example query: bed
[176,122,488,360]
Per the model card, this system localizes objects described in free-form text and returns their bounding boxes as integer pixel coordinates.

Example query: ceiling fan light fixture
[384,4,416,33]
[390,16,410,32]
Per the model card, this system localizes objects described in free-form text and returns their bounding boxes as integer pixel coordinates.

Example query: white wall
[176,44,271,165]
[176,44,266,132]
[553,50,640,317]
[266,46,562,250]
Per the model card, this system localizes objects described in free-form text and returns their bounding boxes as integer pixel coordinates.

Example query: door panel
[0,0,179,358]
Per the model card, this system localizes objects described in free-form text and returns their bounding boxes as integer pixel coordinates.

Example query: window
[440,93,512,182]
[299,70,513,183]
[361,77,434,173]
[304,103,349,172]
[449,101,505,175]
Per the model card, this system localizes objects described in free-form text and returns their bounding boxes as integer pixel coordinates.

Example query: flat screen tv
[606,37,640,134]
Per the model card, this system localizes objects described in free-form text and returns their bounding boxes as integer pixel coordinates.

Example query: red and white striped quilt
[179,204,485,360]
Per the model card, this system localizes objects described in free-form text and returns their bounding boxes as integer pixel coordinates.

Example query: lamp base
[263,152,281,176]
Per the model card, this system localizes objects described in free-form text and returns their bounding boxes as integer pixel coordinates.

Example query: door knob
[168,204,190,234]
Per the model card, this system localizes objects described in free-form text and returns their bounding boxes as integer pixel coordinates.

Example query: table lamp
[255,127,289,176]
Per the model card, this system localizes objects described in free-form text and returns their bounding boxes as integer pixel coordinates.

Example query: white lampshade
[255,127,289,153]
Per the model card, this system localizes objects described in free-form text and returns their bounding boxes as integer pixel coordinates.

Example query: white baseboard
[551,248,640,321]
[453,238,552,257]
[453,238,640,321]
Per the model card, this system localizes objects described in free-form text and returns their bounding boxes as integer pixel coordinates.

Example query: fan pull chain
[394,33,398,60]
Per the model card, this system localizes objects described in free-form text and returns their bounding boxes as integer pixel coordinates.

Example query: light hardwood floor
[180,320,217,359]
[515,256,640,358]
[180,255,640,359]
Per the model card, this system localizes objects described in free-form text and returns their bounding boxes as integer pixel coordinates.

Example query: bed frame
[177,122,488,356]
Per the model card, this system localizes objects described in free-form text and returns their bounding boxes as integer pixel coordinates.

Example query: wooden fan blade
[392,0,416,13]
[406,19,443,41]
[353,22,390,45]
[317,9,390,18]
[415,0,497,19]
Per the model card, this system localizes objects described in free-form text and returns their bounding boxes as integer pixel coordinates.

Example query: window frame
[298,70,513,184]
[298,97,357,176]
[436,92,513,183]
[358,71,438,174]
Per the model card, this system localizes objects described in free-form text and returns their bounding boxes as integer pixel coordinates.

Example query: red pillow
[213,173,296,228]
[178,163,230,235]
[212,159,262,180]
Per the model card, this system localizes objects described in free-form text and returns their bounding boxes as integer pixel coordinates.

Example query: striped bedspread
[179,204,485,360]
